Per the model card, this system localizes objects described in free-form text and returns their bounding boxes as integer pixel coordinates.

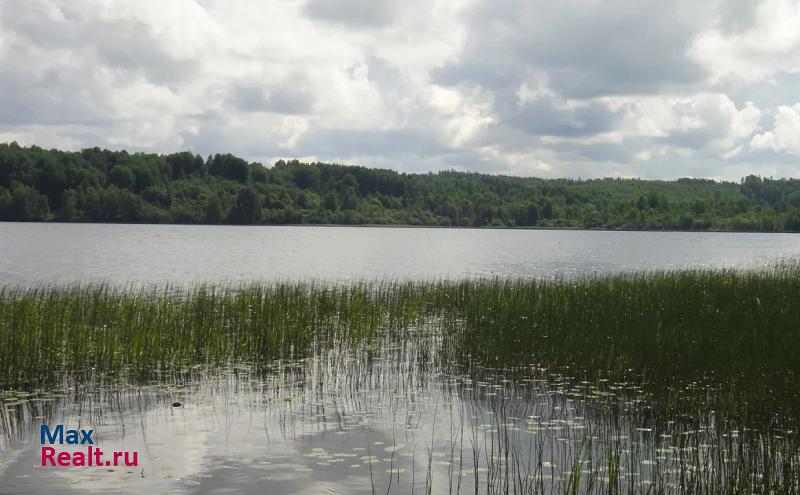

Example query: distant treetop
[1,142,799,232]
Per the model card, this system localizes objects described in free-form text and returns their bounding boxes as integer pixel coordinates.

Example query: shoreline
[1,219,797,235]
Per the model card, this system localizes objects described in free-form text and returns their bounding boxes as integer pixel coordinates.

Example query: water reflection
[1,322,796,494]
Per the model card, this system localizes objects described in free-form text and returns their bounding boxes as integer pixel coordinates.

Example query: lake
[1,223,798,494]
[1,222,799,285]
[0,321,747,495]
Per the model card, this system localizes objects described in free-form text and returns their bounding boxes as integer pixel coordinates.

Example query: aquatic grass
[1,303,798,494]
[1,263,799,420]
[423,264,800,420]
[0,282,408,387]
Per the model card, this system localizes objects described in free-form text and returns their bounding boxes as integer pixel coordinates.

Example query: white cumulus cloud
[751,104,800,154]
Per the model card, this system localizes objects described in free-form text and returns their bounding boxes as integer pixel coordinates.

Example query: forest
[2,142,800,231]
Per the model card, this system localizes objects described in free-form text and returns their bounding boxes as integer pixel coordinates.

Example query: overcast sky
[1,0,800,180]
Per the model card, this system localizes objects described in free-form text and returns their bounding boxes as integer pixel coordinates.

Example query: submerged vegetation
[4,142,800,230]
[2,266,800,492]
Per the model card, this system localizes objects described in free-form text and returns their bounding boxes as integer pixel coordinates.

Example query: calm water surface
[1,223,798,494]
[0,324,763,494]
[1,222,799,285]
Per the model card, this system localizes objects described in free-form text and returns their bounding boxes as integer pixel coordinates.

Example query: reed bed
[2,267,800,493]
[429,265,800,421]
[0,282,407,386]
[1,264,799,417]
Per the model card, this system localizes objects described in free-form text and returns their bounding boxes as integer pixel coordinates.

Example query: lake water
[1,222,799,285]
[0,320,760,494]
[1,222,798,494]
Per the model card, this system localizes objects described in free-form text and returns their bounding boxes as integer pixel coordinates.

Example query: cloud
[303,0,397,28]
[434,0,708,98]
[228,77,315,115]
[1,1,203,84]
[296,127,449,157]
[689,0,800,86]
[751,104,800,154]
[503,94,624,138]
[0,0,798,180]
[646,94,761,151]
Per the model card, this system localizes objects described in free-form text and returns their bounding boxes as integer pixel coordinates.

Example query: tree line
[2,142,800,231]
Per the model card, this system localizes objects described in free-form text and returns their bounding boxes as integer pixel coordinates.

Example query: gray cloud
[180,116,284,161]
[0,42,111,125]
[303,0,397,28]
[434,0,707,98]
[294,127,449,158]
[228,79,315,115]
[500,95,624,138]
[554,142,636,164]
[1,1,195,84]
[714,0,761,33]
[0,0,798,180]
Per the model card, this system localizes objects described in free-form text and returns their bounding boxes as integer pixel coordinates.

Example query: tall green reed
[1,264,799,423]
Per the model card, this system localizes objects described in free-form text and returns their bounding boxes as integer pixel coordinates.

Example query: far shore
[2,220,798,235]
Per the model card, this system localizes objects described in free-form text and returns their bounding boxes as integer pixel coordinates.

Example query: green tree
[167,152,205,178]
[252,166,269,183]
[205,194,223,223]
[785,211,800,232]
[59,189,82,221]
[0,187,11,216]
[293,166,321,189]
[5,143,800,231]
[228,187,262,224]
[209,154,250,182]
[109,165,135,190]
[9,183,50,221]
[543,200,555,220]
[323,193,338,211]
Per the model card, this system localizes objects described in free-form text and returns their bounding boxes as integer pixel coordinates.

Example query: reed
[428,264,800,420]
[0,282,400,386]
[2,266,800,493]
[1,264,799,419]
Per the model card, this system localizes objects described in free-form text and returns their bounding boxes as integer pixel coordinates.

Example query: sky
[1,0,800,180]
